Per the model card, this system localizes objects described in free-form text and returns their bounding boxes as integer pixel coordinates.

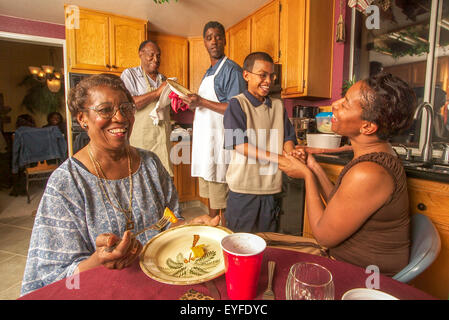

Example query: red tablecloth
[19,247,436,300]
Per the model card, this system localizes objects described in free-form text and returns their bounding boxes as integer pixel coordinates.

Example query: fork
[104,214,171,252]
[262,261,276,300]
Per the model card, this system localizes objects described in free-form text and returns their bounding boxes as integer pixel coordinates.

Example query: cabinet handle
[417,203,427,211]
[112,65,117,69]
[106,64,111,68]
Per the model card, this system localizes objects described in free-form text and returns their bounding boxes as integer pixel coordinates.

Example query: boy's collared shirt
[224,90,297,149]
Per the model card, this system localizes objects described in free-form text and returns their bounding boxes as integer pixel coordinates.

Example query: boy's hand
[289,147,307,163]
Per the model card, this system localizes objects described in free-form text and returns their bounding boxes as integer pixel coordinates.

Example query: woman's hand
[94,231,142,270]
[292,146,319,170]
[189,215,220,226]
[279,153,312,179]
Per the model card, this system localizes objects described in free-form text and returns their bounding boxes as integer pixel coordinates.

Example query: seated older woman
[279,72,417,276]
[21,74,218,296]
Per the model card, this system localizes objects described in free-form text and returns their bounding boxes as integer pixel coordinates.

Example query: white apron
[191,57,230,183]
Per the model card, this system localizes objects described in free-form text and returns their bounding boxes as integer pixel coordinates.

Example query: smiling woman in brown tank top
[279,73,417,276]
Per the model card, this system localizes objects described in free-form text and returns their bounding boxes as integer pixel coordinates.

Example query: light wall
[0,40,64,131]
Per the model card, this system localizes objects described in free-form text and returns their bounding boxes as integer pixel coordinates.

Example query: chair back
[393,213,441,283]
[12,126,67,173]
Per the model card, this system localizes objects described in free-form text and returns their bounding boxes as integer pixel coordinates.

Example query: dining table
[19,246,436,301]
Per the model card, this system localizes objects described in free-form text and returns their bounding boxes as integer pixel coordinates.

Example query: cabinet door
[171,141,200,203]
[251,0,280,62]
[188,37,210,93]
[303,163,343,238]
[110,16,147,73]
[384,64,413,85]
[66,9,110,72]
[280,0,306,96]
[412,61,427,87]
[407,178,449,300]
[280,0,333,99]
[228,17,252,67]
[150,33,189,88]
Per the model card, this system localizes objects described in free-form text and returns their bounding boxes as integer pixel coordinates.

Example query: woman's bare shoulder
[343,160,394,188]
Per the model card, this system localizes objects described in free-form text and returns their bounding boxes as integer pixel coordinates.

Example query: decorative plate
[341,288,399,300]
[166,79,192,98]
[140,224,233,285]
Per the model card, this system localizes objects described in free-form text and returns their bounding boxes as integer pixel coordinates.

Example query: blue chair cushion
[393,213,441,283]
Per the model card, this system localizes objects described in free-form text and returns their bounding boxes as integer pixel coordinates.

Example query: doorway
[0,31,67,195]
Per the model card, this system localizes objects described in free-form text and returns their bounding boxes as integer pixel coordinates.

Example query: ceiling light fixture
[28,65,63,93]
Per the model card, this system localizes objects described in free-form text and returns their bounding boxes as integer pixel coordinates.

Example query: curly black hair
[67,73,133,115]
[360,72,417,141]
[203,21,225,38]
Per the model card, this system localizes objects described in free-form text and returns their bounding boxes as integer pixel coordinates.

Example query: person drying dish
[279,72,417,276]
[121,40,173,176]
[21,74,218,296]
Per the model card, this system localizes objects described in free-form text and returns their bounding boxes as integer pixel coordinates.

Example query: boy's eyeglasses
[87,102,136,120]
[246,70,277,82]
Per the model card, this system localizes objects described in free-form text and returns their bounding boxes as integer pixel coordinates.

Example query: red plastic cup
[221,233,267,300]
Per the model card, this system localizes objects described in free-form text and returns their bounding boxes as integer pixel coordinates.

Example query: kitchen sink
[402,160,449,175]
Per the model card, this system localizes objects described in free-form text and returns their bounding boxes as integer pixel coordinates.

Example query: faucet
[397,144,412,161]
[415,102,434,165]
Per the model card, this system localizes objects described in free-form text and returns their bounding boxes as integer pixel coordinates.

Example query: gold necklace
[87,144,135,231]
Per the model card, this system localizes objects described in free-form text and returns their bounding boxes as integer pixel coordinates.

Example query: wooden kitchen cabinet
[149,32,188,88]
[65,6,147,73]
[227,17,252,68]
[384,56,449,90]
[188,37,210,93]
[251,0,280,63]
[280,0,334,99]
[227,0,280,67]
[171,141,207,204]
[306,162,449,299]
[407,177,449,300]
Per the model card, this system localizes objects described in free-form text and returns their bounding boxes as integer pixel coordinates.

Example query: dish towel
[169,92,189,114]
[149,77,177,125]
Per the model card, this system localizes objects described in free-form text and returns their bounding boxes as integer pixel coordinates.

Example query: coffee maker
[291,105,319,145]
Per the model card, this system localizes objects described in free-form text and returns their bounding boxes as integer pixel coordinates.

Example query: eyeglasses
[246,70,277,82]
[87,102,136,120]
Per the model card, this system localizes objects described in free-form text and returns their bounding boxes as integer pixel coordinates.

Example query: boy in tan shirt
[223,52,297,232]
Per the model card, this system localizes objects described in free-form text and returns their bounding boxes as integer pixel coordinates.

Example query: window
[352,0,449,153]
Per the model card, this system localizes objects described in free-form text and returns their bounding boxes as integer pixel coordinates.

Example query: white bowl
[306,133,342,149]
[341,288,398,300]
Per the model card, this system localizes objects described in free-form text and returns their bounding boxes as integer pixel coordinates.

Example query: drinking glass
[285,262,335,300]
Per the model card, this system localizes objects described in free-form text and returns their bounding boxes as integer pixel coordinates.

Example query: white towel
[149,77,177,125]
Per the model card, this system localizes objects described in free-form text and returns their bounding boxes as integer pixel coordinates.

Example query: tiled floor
[0,182,207,300]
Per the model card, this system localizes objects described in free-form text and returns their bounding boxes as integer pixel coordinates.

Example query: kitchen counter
[314,151,449,184]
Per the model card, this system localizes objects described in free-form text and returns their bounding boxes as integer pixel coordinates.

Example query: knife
[204,280,221,300]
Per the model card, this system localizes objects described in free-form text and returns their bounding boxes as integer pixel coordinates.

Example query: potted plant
[18,75,64,114]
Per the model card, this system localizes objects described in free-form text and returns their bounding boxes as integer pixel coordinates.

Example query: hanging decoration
[336,0,346,43]
[347,0,374,15]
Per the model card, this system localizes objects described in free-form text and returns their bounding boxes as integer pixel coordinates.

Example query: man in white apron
[121,40,173,176]
[181,21,246,225]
